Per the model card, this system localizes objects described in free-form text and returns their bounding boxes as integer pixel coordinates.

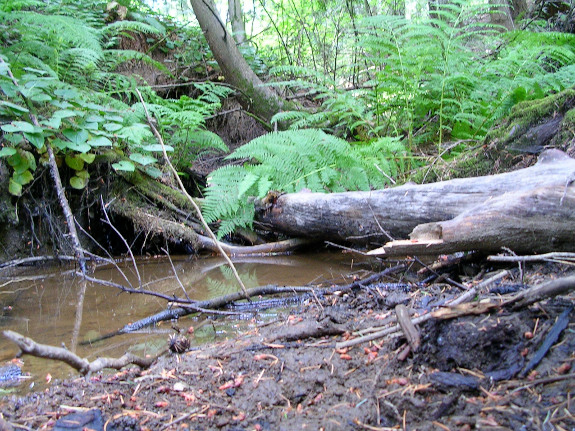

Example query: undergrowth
[205,1,575,237]
[0,0,228,198]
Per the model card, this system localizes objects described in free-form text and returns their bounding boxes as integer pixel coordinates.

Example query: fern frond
[101,20,165,38]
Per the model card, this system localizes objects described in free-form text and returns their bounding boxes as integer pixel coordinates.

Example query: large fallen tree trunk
[256,149,575,255]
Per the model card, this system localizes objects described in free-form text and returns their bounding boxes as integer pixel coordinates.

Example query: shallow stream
[0,251,375,393]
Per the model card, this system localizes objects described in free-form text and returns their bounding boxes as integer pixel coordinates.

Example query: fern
[269,1,575,153]
[202,129,405,238]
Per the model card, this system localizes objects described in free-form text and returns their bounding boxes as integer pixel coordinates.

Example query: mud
[1,265,574,430]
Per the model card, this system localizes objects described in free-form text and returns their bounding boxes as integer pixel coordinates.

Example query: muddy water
[0,252,374,393]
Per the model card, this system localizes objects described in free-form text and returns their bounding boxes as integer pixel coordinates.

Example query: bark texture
[256,149,575,255]
[190,0,286,124]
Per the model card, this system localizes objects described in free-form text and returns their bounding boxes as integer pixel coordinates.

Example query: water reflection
[0,252,374,393]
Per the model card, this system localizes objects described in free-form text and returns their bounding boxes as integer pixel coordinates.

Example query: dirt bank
[1,261,574,430]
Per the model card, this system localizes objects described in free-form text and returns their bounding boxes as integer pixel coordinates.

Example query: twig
[488,252,575,264]
[135,88,250,299]
[100,196,142,288]
[161,247,191,302]
[0,255,77,270]
[395,304,420,352]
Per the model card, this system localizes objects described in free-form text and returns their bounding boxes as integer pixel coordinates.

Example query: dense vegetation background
[1,0,574,257]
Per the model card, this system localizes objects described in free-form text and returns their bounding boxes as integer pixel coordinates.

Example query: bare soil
[1,262,574,431]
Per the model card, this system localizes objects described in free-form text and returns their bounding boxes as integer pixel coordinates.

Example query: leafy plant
[270,1,575,151]
[0,0,230,195]
[202,129,405,238]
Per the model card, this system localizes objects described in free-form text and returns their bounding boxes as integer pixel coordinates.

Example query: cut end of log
[367,239,444,256]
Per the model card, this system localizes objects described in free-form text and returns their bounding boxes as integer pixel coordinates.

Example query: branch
[2,330,158,374]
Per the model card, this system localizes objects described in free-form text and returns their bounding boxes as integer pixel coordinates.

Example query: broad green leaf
[63,128,89,144]
[86,114,104,123]
[22,67,49,76]
[82,122,98,131]
[1,121,35,133]
[0,147,17,157]
[67,141,91,153]
[62,129,90,152]
[0,82,18,98]
[89,136,112,147]
[105,114,124,123]
[8,179,22,196]
[54,88,80,100]
[42,117,62,129]
[112,161,135,172]
[65,155,85,171]
[130,153,157,166]
[54,109,78,119]
[70,175,88,189]
[50,100,73,109]
[104,123,123,132]
[29,92,52,103]
[142,144,173,152]
[78,153,96,164]
[13,170,33,186]
[142,165,163,179]
[0,101,28,115]
[24,132,45,149]
[21,150,36,172]
[52,138,68,151]
[76,170,90,180]
[4,134,23,145]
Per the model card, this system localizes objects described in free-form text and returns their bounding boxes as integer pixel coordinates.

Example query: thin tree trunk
[190,0,288,125]
[228,0,246,45]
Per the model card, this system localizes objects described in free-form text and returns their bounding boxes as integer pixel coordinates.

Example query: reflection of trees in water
[205,265,260,298]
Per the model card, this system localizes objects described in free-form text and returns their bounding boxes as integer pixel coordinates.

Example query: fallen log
[256,149,575,255]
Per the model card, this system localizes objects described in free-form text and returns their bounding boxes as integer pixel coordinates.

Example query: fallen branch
[84,265,406,344]
[2,330,158,374]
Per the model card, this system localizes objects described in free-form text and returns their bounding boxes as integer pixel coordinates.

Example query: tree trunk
[190,0,286,125]
[228,0,246,45]
[255,149,575,255]
[490,0,514,30]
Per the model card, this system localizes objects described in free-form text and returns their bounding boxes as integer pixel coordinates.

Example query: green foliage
[202,129,405,238]
[270,1,575,152]
[0,0,230,195]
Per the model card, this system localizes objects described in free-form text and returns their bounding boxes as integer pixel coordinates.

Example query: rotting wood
[256,149,575,255]
[519,305,573,378]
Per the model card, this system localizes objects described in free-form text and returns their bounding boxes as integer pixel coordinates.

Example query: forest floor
[1,259,574,431]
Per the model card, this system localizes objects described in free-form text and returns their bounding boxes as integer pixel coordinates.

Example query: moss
[487,88,575,146]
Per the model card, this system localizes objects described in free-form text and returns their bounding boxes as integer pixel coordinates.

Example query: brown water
[0,252,375,393]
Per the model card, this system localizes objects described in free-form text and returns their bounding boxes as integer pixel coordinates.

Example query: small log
[2,330,157,374]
